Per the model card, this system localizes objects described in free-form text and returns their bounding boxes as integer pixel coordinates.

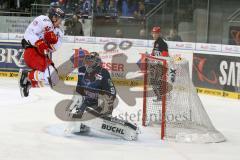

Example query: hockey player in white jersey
[65,52,139,141]
[19,7,65,97]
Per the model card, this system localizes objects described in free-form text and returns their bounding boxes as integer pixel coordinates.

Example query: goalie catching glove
[71,87,115,119]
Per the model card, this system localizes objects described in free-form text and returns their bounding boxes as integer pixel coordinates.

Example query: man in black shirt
[150,26,169,101]
[151,26,169,57]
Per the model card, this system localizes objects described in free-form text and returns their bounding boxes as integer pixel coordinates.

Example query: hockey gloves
[35,39,50,55]
[35,31,58,55]
[44,31,58,44]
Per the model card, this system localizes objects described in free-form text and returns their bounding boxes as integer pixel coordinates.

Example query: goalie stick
[85,107,138,131]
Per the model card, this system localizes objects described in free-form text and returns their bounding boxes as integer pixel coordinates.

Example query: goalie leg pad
[82,108,139,141]
[64,122,90,134]
[98,94,115,115]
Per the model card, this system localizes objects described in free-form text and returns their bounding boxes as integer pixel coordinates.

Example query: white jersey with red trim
[24,15,63,50]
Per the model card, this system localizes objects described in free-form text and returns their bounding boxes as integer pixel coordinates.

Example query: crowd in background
[64,14,84,36]
[51,0,148,18]
[0,0,185,41]
[51,0,92,16]
[94,0,146,18]
[0,0,183,40]
[0,0,32,15]
[0,0,162,20]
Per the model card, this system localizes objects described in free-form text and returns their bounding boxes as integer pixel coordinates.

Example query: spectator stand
[0,0,31,17]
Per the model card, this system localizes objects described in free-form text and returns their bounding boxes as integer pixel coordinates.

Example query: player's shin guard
[28,66,59,88]
[19,69,31,97]
[28,70,44,88]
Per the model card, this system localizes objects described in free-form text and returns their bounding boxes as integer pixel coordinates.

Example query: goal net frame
[140,54,225,143]
[141,54,168,139]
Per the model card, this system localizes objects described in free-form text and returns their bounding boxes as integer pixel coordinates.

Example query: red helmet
[152,26,161,33]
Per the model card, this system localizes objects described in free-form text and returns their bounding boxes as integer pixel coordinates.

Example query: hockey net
[141,54,225,143]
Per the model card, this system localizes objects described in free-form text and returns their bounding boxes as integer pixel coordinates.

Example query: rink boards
[0,36,240,99]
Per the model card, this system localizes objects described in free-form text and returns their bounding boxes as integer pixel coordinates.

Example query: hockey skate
[18,69,31,97]
[153,97,162,103]
[64,122,90,134]
[78,123,90,133]
[71,107,84,119]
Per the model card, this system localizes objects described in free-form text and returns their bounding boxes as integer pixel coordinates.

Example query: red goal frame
[141,54,168,140]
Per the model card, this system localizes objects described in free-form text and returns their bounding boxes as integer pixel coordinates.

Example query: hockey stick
[18,68,24,97]
[85,107,138,130]
[44,50,54,88]
[44,49,59,88]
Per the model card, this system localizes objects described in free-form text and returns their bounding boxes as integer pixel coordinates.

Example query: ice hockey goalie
[65,52,139,141]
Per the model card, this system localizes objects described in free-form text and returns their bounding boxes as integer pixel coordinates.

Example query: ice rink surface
[0,78,240,160]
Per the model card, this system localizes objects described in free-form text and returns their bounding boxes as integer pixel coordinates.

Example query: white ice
[0,78,240,160]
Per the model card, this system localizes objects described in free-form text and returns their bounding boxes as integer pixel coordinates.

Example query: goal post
[141,54,168,139]
[141,54,225,143]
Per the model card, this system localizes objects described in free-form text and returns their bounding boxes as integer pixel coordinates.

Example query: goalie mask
[84,52,102,73]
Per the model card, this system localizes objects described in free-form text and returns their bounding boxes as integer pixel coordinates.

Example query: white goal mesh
[141,55,225,143]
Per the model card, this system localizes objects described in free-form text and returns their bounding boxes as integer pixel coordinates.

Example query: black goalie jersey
[76,66,116,107]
